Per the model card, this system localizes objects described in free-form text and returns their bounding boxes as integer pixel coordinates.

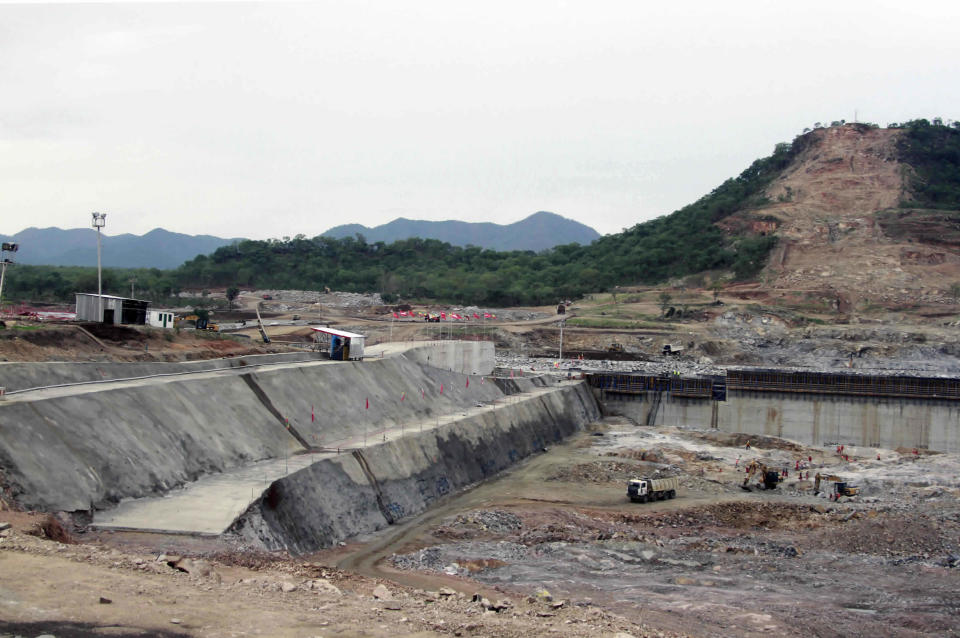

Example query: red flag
[393,312,398,318]
[473,313,480,319]
[466,378,470,388]
[311,405,315,422]
[440,383,444,394]
[365,398,369,409]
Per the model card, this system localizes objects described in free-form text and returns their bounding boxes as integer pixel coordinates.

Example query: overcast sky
[1,1,958,240]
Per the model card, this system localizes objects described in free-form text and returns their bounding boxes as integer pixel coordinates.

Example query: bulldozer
[741,460,781,491]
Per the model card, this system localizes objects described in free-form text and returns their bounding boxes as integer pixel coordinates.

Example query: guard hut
[311,327,365,361]
[75,293,149,325]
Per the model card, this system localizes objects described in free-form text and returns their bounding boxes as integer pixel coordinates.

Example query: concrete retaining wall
[229,381,599,554]
[596,389,960,452]
[0,352,328,393]
[0,351,507,512]
[401,341,495,376]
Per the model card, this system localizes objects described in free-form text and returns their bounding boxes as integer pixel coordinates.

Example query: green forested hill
[8,120,959,307]
[172,143,793,305]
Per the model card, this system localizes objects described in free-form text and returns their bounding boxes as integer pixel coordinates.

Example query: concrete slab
[93,453,327,535]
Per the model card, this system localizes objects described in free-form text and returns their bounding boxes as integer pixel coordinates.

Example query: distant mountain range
[322,211,601,251]
[0,227,239,269]
[2,212,601,269]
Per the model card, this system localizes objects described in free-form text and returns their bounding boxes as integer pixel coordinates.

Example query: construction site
[1,283,959,638]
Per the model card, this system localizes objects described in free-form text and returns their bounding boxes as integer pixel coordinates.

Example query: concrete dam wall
[229,381,599,554]
[598,389,960,452]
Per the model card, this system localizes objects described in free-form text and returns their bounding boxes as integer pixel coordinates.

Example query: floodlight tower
[91,212,106,321]
[0,242,18,308]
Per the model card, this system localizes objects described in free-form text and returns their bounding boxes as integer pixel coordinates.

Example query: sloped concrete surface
[0,342,521,513]
[91,382,593,537]
[229,381,599,554]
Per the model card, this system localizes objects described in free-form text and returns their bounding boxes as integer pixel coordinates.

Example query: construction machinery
[254,302,271,344]
[627,476,679,503]
[607,342,625,353]
[831,481,860,500]
[741,460,781,491]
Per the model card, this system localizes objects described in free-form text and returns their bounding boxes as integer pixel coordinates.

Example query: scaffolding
[726,369,960,400]
[587,369,960,401]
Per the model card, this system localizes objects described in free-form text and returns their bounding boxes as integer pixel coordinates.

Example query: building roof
[310,327,365,339]
[75,292,151,304]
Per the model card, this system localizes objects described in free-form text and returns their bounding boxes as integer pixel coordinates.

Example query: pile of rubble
[248,289,384,309]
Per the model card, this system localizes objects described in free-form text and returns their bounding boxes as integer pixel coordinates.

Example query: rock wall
[229,381,599,554]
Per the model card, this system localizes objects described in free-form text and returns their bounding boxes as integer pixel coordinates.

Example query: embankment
[228,381,599,554]
[0,352,327,393]
[0,345,509,512]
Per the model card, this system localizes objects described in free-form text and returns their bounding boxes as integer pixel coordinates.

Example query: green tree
[950,282,960,303]
[658,291,673,317]
[226,286,240,310]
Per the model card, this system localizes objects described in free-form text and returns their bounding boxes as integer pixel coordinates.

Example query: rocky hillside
[722,123,960,311]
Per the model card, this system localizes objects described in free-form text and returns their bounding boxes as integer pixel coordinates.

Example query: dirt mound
[81,322,147,343]
[606,501,825,531]
[546,460,648,483]
[686,431,805,452]
[805,511,955,558]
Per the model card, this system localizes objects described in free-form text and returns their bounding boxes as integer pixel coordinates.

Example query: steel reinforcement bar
[587,370,960,401]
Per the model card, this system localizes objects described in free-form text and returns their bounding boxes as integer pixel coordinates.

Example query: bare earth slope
[730,125,960,309]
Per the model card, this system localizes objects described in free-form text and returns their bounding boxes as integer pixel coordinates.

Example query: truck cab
[627,478,649,500]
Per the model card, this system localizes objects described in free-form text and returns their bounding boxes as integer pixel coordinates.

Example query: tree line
[13,119,955,307]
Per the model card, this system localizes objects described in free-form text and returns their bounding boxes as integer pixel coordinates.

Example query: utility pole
[91,212,106,322]
[0,242,18,308]
[558,318,565,364]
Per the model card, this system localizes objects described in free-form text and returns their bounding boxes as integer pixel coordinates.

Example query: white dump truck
[627,476,679,503]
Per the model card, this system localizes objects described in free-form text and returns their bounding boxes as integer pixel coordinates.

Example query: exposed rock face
[725,125,960,307]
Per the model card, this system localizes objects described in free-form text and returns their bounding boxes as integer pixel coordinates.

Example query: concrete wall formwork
[229,381,600,554]
[595,389,960,452]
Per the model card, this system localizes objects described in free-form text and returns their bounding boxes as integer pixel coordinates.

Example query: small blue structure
[311,327,365,361]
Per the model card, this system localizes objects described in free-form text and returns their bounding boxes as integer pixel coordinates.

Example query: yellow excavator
[813,473,860,499]
[741,460,781,491]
